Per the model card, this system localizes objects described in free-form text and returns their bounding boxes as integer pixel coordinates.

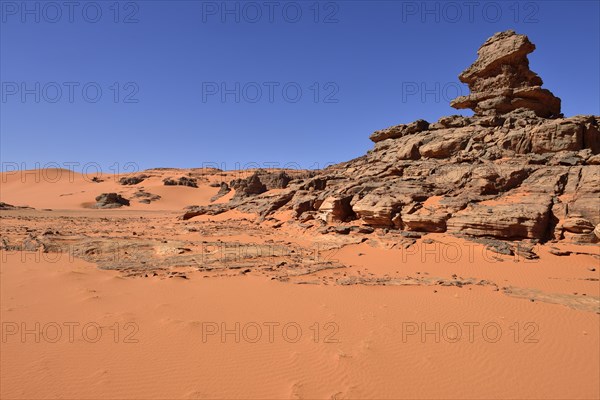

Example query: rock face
[95,193,130,208]
[181,31,599,246]
[230,173,267,199]
[254,170,292,190]
[229,170,295,199]
[210,182,231,202]
[450,30,561,118]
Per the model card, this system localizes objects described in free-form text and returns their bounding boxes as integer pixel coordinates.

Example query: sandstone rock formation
[95,193,130,208]
[119,175,148,185]
[163,176,198,188]
[230,173,267,199]
[181,31,599,246]
[450,30,561,118]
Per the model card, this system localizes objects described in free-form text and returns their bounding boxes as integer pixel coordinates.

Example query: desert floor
[1,169,599,399]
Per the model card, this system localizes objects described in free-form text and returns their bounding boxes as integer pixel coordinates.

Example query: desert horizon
[1,2,599,400]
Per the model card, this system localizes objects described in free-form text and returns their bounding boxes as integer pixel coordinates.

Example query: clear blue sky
[1,0,599,172]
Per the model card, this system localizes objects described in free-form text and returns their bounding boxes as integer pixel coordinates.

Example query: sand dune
[0,168,224,210]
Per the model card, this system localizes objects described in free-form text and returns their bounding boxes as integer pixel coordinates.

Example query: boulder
[94,193,130,209]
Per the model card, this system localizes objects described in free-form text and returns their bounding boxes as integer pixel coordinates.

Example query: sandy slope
[1,252,598,399]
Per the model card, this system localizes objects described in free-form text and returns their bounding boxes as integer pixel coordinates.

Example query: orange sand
[1,169,599,399]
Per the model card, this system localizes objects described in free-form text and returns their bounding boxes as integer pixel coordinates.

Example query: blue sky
[1,0,599,172]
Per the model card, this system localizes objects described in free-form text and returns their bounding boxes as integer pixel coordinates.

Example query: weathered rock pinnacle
[451,30,561,118]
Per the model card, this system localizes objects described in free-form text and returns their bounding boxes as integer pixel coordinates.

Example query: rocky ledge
[182,30,600,245]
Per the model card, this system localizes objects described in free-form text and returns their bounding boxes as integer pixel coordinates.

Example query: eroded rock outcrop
[163,177,198,188]
[230,173,267,199]
[119,175,148,185]
[132,190,161,204]
[181,31,599,246]
[0,202,33,210]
